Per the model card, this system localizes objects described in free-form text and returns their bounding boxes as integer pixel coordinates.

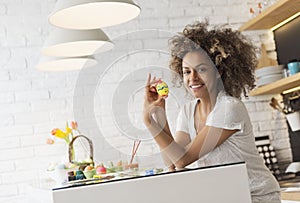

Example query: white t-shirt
[176,91,280,197]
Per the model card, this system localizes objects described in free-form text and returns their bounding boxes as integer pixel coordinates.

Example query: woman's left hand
[143,73,165,126]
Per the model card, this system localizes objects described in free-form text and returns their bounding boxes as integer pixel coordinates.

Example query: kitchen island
[26,163,300,202]
[52,162,251,203]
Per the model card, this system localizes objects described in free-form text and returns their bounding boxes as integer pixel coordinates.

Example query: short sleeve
[176,105,190,134]
[206,96,246,132]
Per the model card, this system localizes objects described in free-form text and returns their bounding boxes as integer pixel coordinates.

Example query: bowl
[255,65,284,78]
[257,73,283,87]
[83,169,96,179]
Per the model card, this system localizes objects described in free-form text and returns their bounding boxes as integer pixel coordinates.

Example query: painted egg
[156,81,169,97]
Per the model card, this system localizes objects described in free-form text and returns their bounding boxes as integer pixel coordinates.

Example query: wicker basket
[68,135,94,168]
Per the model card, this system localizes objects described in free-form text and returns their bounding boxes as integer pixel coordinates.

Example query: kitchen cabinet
[239,0,300,96]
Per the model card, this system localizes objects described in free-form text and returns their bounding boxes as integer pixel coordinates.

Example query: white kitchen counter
[25,163,300,203]
[52,162,252,203]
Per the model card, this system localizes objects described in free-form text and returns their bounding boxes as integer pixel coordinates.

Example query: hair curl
[169,21,257,98]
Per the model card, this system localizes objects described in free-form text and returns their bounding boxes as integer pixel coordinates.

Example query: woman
[143,21,280,203]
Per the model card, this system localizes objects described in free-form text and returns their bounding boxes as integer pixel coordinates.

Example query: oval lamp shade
[42,28,114,57]
[36,56,98,72]
[49,0,141,29]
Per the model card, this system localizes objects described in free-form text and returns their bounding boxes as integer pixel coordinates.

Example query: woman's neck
[197,90,218,116]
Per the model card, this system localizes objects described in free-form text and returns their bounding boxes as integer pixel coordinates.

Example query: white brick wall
[0,0,290,202]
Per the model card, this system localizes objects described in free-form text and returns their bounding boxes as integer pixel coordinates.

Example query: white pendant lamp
[36,56,98,72]
[49,0,141,30]
[42,28,114,57]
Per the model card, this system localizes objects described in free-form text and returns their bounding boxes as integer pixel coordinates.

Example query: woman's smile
[189,83,205,92]
[189,83,204,88]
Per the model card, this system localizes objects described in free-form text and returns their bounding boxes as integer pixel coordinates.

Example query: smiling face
[182,50,220,99]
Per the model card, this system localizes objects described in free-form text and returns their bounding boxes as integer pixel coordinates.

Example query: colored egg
[156,81,169,97]
[96,165,107,174]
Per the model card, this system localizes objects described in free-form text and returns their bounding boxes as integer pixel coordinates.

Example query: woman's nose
[190,69,200,80]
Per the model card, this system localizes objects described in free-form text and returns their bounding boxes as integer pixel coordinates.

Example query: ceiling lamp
[36,56,98,72]
[49,0,141,30]
[42,28,114,57]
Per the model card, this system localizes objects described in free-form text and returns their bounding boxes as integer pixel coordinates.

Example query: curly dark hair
[169,21,257,98]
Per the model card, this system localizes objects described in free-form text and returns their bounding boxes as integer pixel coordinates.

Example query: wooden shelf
[281,191,300,201]
[239,0,300,31]
[249,73,300,96]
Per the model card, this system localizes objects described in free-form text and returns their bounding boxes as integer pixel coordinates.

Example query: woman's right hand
[143,73,165,126]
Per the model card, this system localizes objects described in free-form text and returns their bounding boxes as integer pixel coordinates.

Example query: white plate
[257,73,283,86]
[255,65,284,78]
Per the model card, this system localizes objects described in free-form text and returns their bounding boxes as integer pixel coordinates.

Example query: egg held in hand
[156,81,169,97]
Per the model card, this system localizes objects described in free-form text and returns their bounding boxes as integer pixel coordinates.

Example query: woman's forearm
[143,103,186,169]
[146,118,188,169]
[149,107,176,170]
[152,107,172,137]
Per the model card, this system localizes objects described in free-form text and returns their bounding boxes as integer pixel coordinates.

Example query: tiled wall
[0,0,291,202]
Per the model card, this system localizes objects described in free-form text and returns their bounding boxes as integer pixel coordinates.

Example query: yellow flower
[48,121,79,145]
[51,128,68,139]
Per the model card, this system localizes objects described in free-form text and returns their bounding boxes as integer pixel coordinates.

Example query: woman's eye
[197,68,206,73]
[183,70,190,75]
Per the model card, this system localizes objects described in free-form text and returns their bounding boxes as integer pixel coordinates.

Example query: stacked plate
[255,65,284,87]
